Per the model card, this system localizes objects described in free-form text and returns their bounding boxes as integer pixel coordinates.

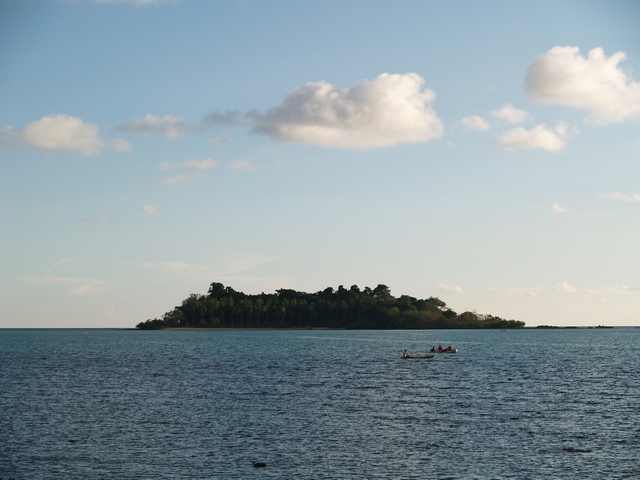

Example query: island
[137,282,524,330]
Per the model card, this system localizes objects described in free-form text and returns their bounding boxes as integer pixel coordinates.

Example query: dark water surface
[1,328,639,479]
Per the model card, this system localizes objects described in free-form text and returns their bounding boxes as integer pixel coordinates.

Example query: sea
[1,328,638,480]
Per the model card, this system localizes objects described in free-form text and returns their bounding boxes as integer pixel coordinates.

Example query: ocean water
[1,328,639,480]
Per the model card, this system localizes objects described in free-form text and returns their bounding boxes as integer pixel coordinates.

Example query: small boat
[430,347,458,353]
[401,354,435,359]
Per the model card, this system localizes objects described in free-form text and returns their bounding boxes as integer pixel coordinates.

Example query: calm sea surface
[1,328,639,479]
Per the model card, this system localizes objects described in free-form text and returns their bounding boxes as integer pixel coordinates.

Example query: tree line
[136,282,524,330]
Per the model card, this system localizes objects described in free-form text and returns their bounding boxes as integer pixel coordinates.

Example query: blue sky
[1,0,639,327]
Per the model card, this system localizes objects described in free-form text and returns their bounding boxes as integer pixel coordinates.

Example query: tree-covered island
[136,282,524,330]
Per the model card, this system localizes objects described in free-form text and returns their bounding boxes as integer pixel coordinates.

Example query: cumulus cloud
[160,158,219,171]
[117,114,187,139]
[1,115,131,155]
[3,114,107,155]
[495,122,567,151]
[460,115,490,131]
[250,73,444,149]
[526,46,640,124]
[490,103,530,124]
[599,192,640,203]
[551,203,570,214]
[140,204,157,216]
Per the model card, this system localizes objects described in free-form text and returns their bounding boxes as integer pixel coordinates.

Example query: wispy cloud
[202,109,246,126]
[495,122,567,151]
[434,283,463,294]
[214,135,231,145]
[551,203,570,214]
[23,275,105,296]
[486,286,540,297]
[140,254,280,282]
[149,174,203,187]
[228,160,257,171]
[489,283,639,298]
[140,204,157,216]
[599,192,640,203]
[526,46,640,124]
[490,103,530,124]
[460,115,490,131]
[160,158,219,171]
[250,72,444,149]
[152,158,219,187]
[604,285,633,295]
[117,114,187,139]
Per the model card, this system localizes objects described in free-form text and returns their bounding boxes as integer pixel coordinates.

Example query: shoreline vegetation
[136,282,525,330]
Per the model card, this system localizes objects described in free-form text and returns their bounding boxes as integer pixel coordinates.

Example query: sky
[1,0,639,328]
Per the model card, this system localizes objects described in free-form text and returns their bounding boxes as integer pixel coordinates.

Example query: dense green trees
[136,282,524,330]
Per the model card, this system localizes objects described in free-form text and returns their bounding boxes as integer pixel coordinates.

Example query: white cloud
[495,122,567,151]
[228,160,257,171]
[434,283,463,294]
[551,203,570,214]
[12,114,106,155]
[1,115,130,156]
[599,192,640,203]
[251,72,444,149]
[526,46,640,124]
[160,158,219,171]
[117,114,186,139]
[460,115,490,131]
[140,204,157,216]
[556,282,577,293]
[490,103,530,124]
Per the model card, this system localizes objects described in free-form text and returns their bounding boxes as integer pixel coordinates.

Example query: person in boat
[437,345,443,352]
[445,345,453,351]
[403,349,408,358]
